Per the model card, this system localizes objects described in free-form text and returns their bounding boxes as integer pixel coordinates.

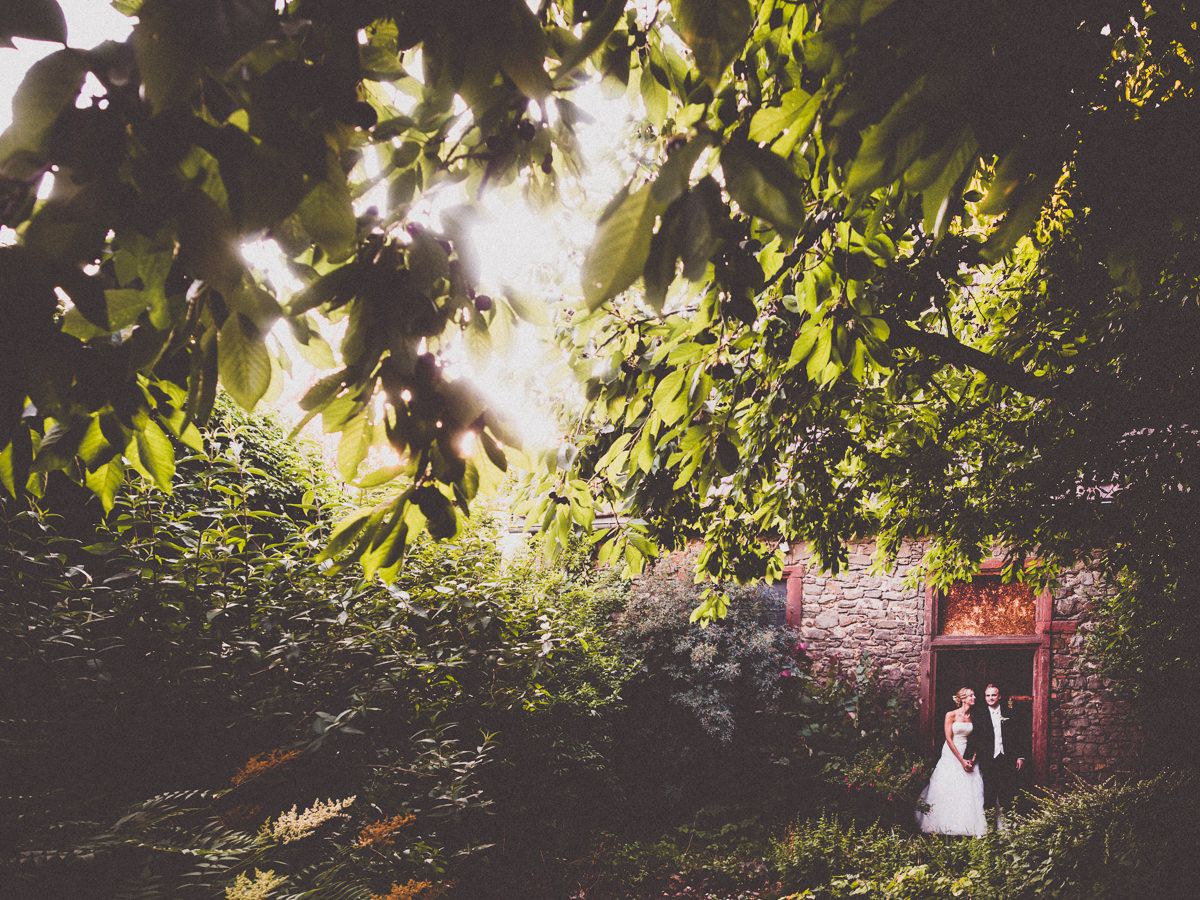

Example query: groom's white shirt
[989,704,1004,757]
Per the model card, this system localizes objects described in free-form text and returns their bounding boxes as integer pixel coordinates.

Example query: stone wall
[785,538,928,703]
[783,540,1142,784]
[1048,563,1143,782]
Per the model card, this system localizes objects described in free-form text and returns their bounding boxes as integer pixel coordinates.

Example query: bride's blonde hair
[952,686,973,707]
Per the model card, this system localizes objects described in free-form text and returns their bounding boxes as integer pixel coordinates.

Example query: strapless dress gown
[915,720,987,837]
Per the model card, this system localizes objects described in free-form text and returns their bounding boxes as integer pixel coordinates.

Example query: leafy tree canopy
[1,0,1197,606]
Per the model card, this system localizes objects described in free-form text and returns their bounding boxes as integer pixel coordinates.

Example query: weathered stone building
[779,539,1142,785]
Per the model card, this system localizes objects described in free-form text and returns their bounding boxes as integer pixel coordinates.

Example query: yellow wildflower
[226,869,287,900]
[268,795,356,843]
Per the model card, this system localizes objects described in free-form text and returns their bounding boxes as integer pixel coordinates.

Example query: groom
[970,683,1027,826]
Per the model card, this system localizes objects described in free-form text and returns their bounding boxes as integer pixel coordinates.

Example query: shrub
[794,655,919,765]
[772,812,988,891]
[774,773,1199,899]
[0,404,634,898]
[822,746,930,826]
[993,772,1200,898]
[615,557,802,745]
[772,814,924,888]
[577,814,784,899]
[786,865,982,899]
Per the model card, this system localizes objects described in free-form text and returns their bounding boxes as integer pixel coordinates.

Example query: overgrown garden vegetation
[3,0,1200,896]
[5,406,1196,897]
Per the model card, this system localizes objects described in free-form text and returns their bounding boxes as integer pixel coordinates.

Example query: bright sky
[1,1,641,472]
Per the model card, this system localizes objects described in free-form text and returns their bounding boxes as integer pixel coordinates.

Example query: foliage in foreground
[3,0,1195,762]
[5,0,1198,611]
[4,401,890,898]
[0,406,631,898]
[572,773,1198,899]
[771,773,1200,899]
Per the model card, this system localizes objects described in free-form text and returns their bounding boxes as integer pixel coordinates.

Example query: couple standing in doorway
[915,684,1029,837]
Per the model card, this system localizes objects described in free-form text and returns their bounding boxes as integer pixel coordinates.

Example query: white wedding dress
[915,720,987,836]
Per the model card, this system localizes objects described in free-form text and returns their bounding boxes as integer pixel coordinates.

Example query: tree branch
[884,318,1057,398]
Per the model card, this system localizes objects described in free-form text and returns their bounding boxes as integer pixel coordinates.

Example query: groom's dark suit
[969,701,1029,810]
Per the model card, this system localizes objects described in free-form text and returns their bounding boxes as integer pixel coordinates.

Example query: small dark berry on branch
[352,101,377,129]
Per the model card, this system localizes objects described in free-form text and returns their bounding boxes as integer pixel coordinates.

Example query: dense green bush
[991,772,1200,898]
[614,563,797,743]
[11,403,1185,899]
[575,813,784,900]
[3,400,919,898]
[822,746,930,827]
[771,813,979,890]
[772,773,1199,899]
[606,555,817,822]
[0,405,632,898]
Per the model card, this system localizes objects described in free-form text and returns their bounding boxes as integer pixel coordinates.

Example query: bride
[915,686,987,837]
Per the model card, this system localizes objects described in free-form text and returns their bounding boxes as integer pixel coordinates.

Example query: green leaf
[555,0,624,75]
[298,175,357,263]
[362,506,410,581]
[227,278,284,331]
[337,413,373,482]
[177,190,243,291]
[33,418,88,471]
[787,325,820,370]
[134,419,175,490]
[1,0,67,45]
[0,427,33,498]
[679,177,724,280]
[915,130,978,240]
[715,434,738,472]
[104,288,154,331]
[178,421,204,453]
[186,324,219,424]
[354,465,406,489]
[749,88,820,156]
[721,139,807,237]
[23,183,111,265]
[980,182,1053,263]
[480,429,507,472]
[84,458,124,513]
[299,370,346,412]
[863,316,890,341]
[287,263,359,316]
[670,0,753,86]
[317,506,375,563]
[582,183,661,308]
[499,1,552,101]
[643,201,684,310]
[806,325,832,381]
[0,48,86,162]
[218,313,271,410]
[640,66,669,127]
[79,415,117,470]
[61,307,107,340]
[844,83,937,197]
[413,485,457,540]
[689,588,729,624]
[651,134,715,206]
[132,3,201,113]
[652,368,687,425]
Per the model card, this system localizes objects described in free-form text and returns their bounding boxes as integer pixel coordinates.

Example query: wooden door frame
[782,563,805,626]
[919,559,1053,783]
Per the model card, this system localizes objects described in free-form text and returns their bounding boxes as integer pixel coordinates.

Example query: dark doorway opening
[930,647,1034,755]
